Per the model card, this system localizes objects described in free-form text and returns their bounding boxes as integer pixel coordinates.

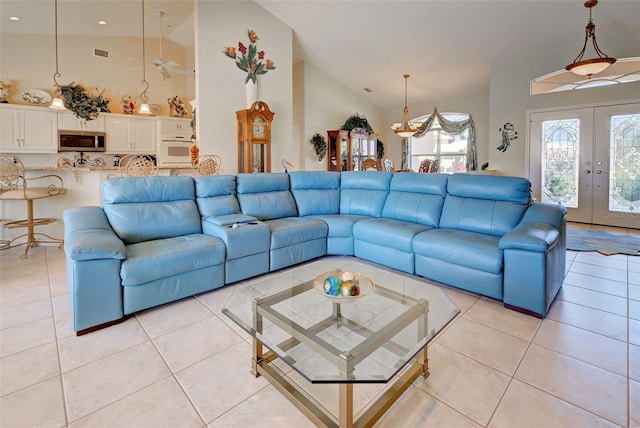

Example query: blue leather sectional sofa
[63,171,566,335]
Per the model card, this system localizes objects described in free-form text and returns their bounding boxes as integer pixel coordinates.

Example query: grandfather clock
[236,101,274,173]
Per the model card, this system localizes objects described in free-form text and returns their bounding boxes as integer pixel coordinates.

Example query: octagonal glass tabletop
[222,260,460,384]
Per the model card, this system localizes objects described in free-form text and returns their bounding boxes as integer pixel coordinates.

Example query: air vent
[94,48,109,58]
[363,87,372,93]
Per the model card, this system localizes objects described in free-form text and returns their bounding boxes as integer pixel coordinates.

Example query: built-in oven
[157,134,192,166]
[59,131,106,152]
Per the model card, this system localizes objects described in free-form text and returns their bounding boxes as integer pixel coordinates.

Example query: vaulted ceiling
[2,0,639,110]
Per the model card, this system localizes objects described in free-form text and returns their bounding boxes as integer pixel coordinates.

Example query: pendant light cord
[404,74,409,107]
[53,0,61,91]
[140,0,149,102]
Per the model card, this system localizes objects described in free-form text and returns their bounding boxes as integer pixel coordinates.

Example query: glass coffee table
[222,270,460,428]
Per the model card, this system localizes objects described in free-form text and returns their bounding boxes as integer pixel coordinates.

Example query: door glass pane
[610,114,640,213]
[541,119,579,207]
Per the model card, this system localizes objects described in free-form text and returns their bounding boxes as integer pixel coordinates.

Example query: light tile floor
[1,224,638,427]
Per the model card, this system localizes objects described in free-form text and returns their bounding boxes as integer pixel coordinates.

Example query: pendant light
[137,0,152,114]
[49,0,66,110]
[390,74,418,138]
[565,0,616,78]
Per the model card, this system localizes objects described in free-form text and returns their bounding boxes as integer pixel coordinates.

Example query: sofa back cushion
[340,171,392,217]
[236,173,298,220]
[382,173,448,227]
[102,176,201,245]
[289,171,340,216]
[440,174,532,237]
[194,175,241,217]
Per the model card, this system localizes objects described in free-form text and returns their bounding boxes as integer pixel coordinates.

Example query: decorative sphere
[352,283,360,296]
[340,271,355,282]
[341,280,356,296]
[323,275,342,296]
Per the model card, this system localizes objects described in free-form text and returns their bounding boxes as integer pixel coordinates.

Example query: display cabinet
[327,129,377,171]
[237,101,274,173]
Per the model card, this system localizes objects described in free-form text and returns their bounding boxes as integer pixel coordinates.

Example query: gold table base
[251,339,429,428]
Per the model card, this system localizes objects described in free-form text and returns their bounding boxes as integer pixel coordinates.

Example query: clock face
[252,118,266,138]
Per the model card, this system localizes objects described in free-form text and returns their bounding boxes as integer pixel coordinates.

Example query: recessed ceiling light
[98,20,107,25]
[8,16,20,21]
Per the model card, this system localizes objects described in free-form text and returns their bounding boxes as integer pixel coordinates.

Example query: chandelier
[390,74,419,138]
[565,0,616,78]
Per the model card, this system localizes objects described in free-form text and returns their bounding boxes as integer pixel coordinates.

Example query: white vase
[245,80,258,108]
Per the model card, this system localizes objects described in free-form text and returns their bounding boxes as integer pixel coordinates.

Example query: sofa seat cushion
[121,234,225,286]
[266,217,328,250]
[354,218,432,252]
[413,228,503,274]
[307,214,369,237]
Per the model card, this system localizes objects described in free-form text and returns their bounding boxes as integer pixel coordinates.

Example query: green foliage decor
[376,139,384,160]
[60,83,110,120]
[340,113,373,133]
[310,133,327,161]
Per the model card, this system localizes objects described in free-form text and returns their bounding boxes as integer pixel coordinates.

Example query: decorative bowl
[313,270,375,303]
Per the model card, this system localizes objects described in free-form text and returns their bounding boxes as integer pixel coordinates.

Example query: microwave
[59,131,106,152]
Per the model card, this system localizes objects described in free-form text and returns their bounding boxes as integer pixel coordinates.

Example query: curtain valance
[412,108,477,171]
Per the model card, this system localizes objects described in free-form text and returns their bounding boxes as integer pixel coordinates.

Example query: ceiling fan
[152,11,194,80]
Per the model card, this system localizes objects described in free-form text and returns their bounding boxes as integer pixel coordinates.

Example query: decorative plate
[313,270,375,303]
[21,89,51,105]
[149,104,161,116]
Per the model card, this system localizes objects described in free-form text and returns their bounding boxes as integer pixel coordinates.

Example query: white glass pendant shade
[49,97,66,110]
[566,58,615,77]
[137,102,152,115]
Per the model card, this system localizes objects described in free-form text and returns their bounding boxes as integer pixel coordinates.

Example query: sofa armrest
[499,203,566,252]
[499,223,559,252]
[520,202,567,227]
[64,206,127,261]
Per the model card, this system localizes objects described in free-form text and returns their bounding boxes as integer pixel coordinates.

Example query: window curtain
[412,107,478,171]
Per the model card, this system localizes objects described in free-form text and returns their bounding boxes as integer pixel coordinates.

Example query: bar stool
[193,154,221,176]
[0,155,66,257]
[118,154,158,176]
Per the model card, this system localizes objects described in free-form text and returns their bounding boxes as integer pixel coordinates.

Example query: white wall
[0,33,193,117]
[195,0,292,174]
[489,42,640,178]
[295,61,385,171]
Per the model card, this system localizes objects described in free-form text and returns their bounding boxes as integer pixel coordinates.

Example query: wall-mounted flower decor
[223,30,276,84]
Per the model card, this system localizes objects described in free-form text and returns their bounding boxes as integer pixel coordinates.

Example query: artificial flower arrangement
[168,95,186,117]
[60,83,110,120]
[223,30,276,84]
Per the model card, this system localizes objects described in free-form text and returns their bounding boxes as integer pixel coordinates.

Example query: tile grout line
[138,306,214,428]
[46,248,70,428]
[483,317,544,428]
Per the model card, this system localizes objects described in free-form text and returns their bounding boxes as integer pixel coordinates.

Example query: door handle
[597,170,603,174]
[584,169,591,174]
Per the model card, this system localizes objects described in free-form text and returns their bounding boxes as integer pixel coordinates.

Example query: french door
[529,102,640,229]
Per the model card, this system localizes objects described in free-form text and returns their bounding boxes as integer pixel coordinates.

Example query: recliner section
[63,171,567,334]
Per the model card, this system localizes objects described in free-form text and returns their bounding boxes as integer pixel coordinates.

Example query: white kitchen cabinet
[105,115,156,153]
[158,117,192,136]
[0,105,57,153]
[58,111,105,132]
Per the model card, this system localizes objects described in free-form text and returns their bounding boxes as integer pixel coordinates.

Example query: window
[409,113,470,173]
